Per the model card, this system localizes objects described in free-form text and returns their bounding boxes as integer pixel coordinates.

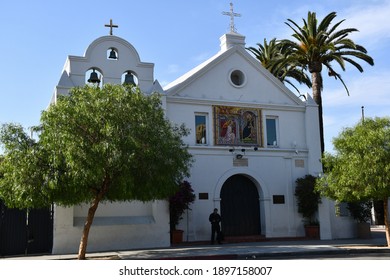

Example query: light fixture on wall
[229,147,246,159]
[292,141,298,154]
[236,148,246,159]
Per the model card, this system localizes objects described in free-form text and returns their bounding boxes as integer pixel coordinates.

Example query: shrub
[169,181,195,230]
[294,174,321,225]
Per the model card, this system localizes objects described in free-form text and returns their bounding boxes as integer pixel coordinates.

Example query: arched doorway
[220,174,260,236]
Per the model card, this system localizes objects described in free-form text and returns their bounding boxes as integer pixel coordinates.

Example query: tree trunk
[384,198,390,247]
[78,178,109,260]
[311,71,325,154]
[77,196,101,260]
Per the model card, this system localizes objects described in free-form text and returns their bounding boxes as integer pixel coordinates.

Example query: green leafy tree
[281,11,374,153]
[247,38,311,93]
[0,84,193,259]
[317,117,390,246]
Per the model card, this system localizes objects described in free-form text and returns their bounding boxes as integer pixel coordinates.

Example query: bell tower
[51,20,162,103]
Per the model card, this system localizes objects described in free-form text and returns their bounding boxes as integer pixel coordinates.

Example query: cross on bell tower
[222,2,241,33]
[105,19,118,35]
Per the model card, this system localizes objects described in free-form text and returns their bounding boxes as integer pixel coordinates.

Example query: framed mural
[213,105,262,146]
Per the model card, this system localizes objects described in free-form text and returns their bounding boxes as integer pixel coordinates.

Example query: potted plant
[294,175,321,238]
[169,181,195,243]
[347,200,372,239]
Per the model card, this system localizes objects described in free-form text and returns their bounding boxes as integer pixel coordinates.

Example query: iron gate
[0,200,53,256]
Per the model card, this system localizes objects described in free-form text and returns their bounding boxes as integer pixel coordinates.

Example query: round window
[230,70,245,87]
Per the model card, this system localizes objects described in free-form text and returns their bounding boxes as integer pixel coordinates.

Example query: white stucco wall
[52,200,170,254]
[165,71,322,241]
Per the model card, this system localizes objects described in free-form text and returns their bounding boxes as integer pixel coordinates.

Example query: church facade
[50,23,356,254]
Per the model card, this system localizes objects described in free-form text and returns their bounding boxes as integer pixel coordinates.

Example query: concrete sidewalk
[3,226,389,260]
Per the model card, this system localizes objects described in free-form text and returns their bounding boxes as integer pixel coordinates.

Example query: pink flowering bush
[169,181,195,230]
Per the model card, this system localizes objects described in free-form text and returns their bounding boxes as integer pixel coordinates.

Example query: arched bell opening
[121,71,138,86]
[85,68,103,87]
[107,48,118,60]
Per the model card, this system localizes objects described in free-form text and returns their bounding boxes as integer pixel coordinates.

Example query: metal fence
[0,201,53,256]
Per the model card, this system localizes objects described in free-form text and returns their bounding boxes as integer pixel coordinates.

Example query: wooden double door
[220,175,261,236]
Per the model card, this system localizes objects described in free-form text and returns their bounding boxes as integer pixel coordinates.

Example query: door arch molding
[212,168,270,200]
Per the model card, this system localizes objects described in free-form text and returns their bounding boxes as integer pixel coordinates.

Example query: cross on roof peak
[222,2,241,33]
[104,19,118,35]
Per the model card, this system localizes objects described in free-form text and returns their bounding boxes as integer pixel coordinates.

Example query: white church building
[50,17,356,254]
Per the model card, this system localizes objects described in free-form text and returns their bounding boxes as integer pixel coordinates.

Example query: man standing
[209,208,222,244]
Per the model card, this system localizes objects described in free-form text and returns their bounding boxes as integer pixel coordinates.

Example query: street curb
[116,246,390,260]
[238,247,390,260]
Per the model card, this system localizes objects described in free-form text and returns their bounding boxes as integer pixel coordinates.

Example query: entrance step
[224,235,266,243]
[172,235,266,246]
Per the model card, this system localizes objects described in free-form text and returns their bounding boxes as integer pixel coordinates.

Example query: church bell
[88,69,100,84]
[108,48,117,59]
[123,71,136,86]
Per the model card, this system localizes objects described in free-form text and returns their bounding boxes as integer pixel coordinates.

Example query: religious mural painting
[213,105,262,146]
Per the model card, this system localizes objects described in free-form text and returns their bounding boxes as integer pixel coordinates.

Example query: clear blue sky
[1,0,389,153]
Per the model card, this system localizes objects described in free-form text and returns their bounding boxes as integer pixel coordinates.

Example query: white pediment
[164,44,304,107]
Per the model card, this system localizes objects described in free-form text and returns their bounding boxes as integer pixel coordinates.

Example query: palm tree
[247,38,311,93]
[281,11,374,153]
